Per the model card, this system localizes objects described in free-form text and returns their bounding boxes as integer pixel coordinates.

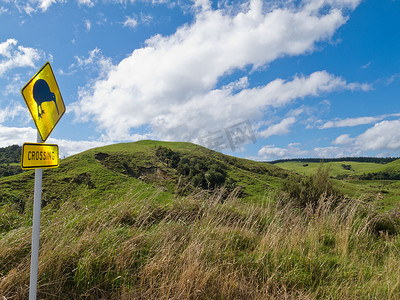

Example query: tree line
[0,145,23,178]
[356,171,400,181]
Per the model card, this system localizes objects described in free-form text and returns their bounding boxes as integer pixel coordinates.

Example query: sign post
[21,61,65,300]
[29,133,43,300]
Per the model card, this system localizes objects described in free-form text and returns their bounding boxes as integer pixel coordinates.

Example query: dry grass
[1,188,400,299]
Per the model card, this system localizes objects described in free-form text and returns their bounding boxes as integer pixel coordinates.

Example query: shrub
[341,164,351,170]
[282,164,339,208]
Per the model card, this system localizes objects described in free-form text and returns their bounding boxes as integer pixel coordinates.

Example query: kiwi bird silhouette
[32,79,59,118]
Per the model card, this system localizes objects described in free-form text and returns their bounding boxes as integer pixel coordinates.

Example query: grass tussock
[1,187,400,299]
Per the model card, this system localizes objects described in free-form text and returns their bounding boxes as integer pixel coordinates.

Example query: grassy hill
[1,141,400,299]
[0,140,293,238]
[0,140,289,214]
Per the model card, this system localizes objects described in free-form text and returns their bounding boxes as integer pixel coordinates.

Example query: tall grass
[1,187,400,299]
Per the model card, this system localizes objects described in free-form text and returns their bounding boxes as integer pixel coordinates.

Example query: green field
[275,160,387,177]
[1,141,400,299]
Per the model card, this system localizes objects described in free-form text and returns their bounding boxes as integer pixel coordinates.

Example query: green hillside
[2,141,400,299]
[0,140,290,233]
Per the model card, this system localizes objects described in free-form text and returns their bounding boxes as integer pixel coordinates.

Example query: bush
[283,164,339,208]
[156,146,232,190]
[341,164,351,170]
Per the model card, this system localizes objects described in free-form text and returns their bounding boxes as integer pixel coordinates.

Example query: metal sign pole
[21,62,64,299]
[29,132,43,300]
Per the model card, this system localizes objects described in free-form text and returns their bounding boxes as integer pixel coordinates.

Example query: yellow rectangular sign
[21,143,59,170]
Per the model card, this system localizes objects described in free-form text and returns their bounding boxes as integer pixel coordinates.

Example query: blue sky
[0,0,399,160]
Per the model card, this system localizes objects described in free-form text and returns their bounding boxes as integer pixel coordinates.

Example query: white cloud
[0,125,36,147]
[84,19,92,32]
[332,133,353,145]
[257,144,308,160]
[61,48,113,78]
[140,13,153,25]
[0,39,17,58]
[361,61,371,69]
[158,71,357,141]
[72,0,362,142]
[37,0,56,12]
[257,143,359,161]
[0,124,140,157]
[303,0,361,11]
[46,138,109,157]
[0,39,43,77]
[345,82,372,92]
[257,117,296,138]
[258,145,291,160]
[0,124,110,157]
[78,0,95,7]
[223,77,249,92]
[386,73,400,86]
[76,48,101,66]
[0,105,26,123]
[23,4,36,15]
[74,69,364,143]
[312,146,354,158]
[329,119,400,155]
[4,73,24,96]
[0,7,8,15]
[353,120,400,151]
[123,16,138,29]
[320,113,400,129]
[320,116,381,129]
[19,0,59,13]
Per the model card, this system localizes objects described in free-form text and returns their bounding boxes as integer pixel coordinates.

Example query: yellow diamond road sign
[21,62,65,142]
[21,143,59,170]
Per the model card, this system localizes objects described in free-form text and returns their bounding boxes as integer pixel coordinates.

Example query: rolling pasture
[1,142,400,299]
